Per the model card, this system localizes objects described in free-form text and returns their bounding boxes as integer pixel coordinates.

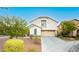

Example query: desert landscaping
[0,36,41,52]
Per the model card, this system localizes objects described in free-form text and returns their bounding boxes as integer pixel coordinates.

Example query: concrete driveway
[41,36,79,52]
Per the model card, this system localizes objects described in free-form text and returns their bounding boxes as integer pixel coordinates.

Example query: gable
[29,24,41,29]
[29,16,58,30]
[29,16,58,27]
[30,16,58,23]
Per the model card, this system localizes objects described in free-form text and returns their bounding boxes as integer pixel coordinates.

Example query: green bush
[3,39,24,52]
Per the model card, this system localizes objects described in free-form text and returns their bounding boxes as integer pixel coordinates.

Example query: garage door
[41,30,56,36]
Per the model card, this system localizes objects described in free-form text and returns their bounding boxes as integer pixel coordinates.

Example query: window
[41,20,46,27]
[34,29,37,35]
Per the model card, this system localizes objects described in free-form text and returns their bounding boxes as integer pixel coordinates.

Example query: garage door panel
[41,30,56,36]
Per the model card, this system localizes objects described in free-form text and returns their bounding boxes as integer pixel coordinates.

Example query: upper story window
[41,20,47,27]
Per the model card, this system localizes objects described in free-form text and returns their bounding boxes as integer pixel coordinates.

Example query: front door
[34,29,37,35]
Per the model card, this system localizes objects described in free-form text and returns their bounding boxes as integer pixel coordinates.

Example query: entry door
[34,29,37,35]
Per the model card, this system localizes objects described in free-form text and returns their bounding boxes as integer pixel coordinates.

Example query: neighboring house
[57,19,79,36]
[72,19,79,36]
[29,16,58,36]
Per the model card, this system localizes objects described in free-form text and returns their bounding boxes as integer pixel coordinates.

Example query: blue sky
[0,7,79,22]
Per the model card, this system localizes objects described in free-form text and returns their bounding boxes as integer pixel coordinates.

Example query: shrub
[59,20,76,37]
[3,39,24,52]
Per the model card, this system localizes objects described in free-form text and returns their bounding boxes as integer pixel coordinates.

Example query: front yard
[0,36,41,52]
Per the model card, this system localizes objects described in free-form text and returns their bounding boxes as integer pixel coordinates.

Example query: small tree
[61,20,76,37]
[0,16,29,38]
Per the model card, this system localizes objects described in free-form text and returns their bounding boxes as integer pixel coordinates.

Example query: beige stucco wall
[72,27,79,36]
[30,26,41,36]
[30,17,58,30]
[29,17,58,36]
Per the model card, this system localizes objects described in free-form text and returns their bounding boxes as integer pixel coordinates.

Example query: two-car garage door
[41,30,57,36]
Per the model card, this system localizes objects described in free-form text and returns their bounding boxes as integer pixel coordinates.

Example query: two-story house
[29,16,58,36]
